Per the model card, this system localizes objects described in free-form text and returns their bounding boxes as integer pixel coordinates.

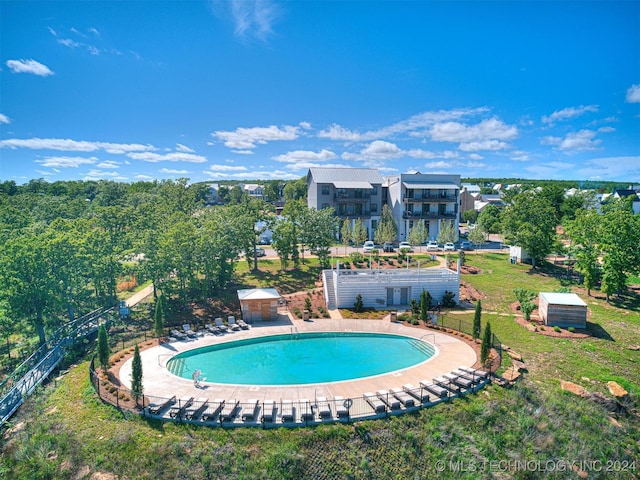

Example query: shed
[237,288,281,323]
[509,246,531,264]
[539,292,587,328]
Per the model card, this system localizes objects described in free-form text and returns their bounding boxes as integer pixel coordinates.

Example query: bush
[354,294,364,313]
[350,252,364,264]
[553,325,561,333]
[568,327,575,333]
[442,291,456,308]
[293,307,302,318]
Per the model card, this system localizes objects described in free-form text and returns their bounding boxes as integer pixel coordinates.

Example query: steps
[408,339,434,357]
[323,271,337,310]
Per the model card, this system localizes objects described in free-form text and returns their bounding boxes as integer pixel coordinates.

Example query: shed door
[387,288,394,306]
[261,302,271,321]
[400,287,409,305]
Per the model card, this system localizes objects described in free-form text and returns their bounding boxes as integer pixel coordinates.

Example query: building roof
[237,288,281,301]
[308,167,384,185]
[333,181,373,189]
[402,182,460,190]
[540,292,587,307]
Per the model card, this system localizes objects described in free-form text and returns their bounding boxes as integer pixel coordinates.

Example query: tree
[473,300,482,339]
[514,288,536,321]
[408,221,429,249]
[283,177,307,201]
[353,218,368,247]
[565,209,601,296]
[341,219,353,245]
[374,204,398,245]
[420,289,432,322]
[477,205,502,234]
[480,322,492,365]
[468,225,487,247]
[97,324,110,370]
[354,294,364,313]
[154,294,166,337]
[462,209,478,224]
[436,220,457,244]
[501,191,557,269]
[130,344,143,405]
[303,207,339,268]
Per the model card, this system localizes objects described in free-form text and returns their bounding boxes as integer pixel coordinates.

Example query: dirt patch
[459,280,485,304]
[282,288,328,319]
[460,265,482,275]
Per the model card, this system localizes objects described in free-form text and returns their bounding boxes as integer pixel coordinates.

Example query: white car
[363,241,376,253]
[443,243,455,252]
[426,241,440,251]
[398,242,413,252]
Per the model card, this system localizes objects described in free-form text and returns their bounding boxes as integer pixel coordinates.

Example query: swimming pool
[166,332,436,385]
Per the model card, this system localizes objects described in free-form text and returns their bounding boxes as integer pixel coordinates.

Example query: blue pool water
[166,332,435,385]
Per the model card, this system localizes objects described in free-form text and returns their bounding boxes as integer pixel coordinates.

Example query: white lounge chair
[185,397,209,420]
[227,316,241,331]
[242,399,260,422]
[215,317,229,332]
[182,324,198,338]
[169,396,194,418]
[402,384,431,403]
[334,396,350,419]
[220,400,240,422]
[377,390,402,410]
[170,329,187,340]
[201,399,225,421]
[420,380,449,398]
[390,387,415,408]
[299,399,315,421]
[148,395,176,415]
[443,372,473,390]
[281,400,295,422]
[261,400,276,423]
[364,392,386,413]
[458,366,489,381]
[237,318,250,329]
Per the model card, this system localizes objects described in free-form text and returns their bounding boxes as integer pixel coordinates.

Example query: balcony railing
[403,211,457,219]
[404,194,457,202]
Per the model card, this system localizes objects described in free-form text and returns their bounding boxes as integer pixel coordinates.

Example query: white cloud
[160,168,189,174]
[135,174,154,180]
[127,151,207,163]
[205,164,248,172]
[429,117,518,143]
[510,150,530,162]
[97,160,120,169]
[424,161,453,169]
[342,140,403,161]
[36,156,97,168]
[212,124,301,149]
[6,59,54,76]
[204,169,299,180]
[542,105,598,124]
[273,149,338,163]
[0,137,154,154]
[625,84,640,103]
[0,113,10,124]
[58,38,81,48]
[88,27,100,37]
[597,126,616,133]
[176,143,195,153]
[541,129,602,152]
[577,156,640,180]
[318,124,366,141]
[231,149,254,155]
[210,0,281,42]
[467,153,483,160]
[83,169,128,181]
[458,140,508,152]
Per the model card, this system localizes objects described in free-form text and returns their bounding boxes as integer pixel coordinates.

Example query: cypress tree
[473,300,482,339]
[480,321,492,365]
[97,324,110,370]
[420,290,428,322]
[154,294,166,338]
[130,344,143,405]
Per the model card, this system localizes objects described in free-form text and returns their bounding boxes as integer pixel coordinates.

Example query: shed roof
[540,292,587,307]
[237,288,281,301]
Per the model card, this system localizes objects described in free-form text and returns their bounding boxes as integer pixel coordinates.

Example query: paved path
[125,283,154,308]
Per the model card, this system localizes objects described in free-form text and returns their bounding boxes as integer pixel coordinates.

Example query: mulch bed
[510,301,590,339]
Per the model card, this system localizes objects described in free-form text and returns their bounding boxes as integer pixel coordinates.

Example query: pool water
[166,332,435,385]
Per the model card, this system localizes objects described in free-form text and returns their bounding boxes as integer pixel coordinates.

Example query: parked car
[426,241,440,251]
[398,242,413,252]
[460,241,471,250]
[382,242,396,252]
[443,242,455,252]
[253,247,266,257]
[363,241,376,253]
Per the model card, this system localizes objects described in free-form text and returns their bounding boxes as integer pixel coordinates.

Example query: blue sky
[1,1,639,184]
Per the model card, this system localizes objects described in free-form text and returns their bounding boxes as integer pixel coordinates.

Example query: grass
[2,252,639,479]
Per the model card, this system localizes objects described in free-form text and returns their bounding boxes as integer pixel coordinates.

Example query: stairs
[409,339,434,357]
[323,271,337,310]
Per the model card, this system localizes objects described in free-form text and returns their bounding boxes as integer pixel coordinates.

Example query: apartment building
[306,168,385,239]
[307,168,460,242]
[386,173,461,241]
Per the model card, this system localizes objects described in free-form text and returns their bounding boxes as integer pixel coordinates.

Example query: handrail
[419,333,436,345]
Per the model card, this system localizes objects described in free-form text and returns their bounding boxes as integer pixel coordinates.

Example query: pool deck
[119,316,477,406]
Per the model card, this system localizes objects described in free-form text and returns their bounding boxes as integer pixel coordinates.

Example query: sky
[1,1,639,185]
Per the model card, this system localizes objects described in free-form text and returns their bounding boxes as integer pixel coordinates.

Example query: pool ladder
[291,327,299,339]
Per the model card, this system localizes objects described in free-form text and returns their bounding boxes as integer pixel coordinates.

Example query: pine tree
[480,321,492,365]
[419,289,432,322]
[473,300,482,339]
[130,344,143,404]
[97,324,110,370]
[354,294,364,313]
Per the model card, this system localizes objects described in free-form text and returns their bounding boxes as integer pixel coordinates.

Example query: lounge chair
[205,323,221,335]
[458,366,489,381]
[220,400,240,422]
[443,372,473,390]
[261,400,277,423]
[227,316,241,331]
[281,400,295,422]
[420,380,450,398]
[170,329,187,340]
[148,395,176,415]
[364,392,386,413]
[201,399,225,421]
[390,387,416,408]
[403,384,431,403]
[214,317,228,332]
[237,318,250,330]
[241,399,260,422]
[182,324,198,338]
[299,399,315,421]
[377,390,402,410]
[452,369,484,386]
[185,397,209,420]
[317,396,332,419]
[334,396,350,419]
[169,396,194,419]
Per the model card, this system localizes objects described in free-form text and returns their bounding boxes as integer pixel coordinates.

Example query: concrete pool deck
[119,317,478,406]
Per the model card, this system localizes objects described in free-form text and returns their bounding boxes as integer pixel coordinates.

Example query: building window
[371,186,378,195]
[370,203,378,213]
[371,219,378,230]
[322,203,330,209]
[407,189,414,199]
[321,185,330,195]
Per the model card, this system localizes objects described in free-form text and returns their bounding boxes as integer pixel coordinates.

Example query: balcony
[403,211,457,220]
[403,193,458,203]
[335,193,371,201]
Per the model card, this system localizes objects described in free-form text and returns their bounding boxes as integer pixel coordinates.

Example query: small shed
[509,246,531,264]
[237,288,281,323]
[539,292,587,328]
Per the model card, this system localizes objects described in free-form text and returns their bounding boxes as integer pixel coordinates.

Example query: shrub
[97,324,110,370]
[442,291,456,308]
[304,297,312,311]
[293,307,302,318]
[388,259,394,265]
[553,325,561,333]
[350,252,364,264]
[568,327,575,333]
[354,294,364,313]
[480,322,492,365]
[398,313,412,323]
